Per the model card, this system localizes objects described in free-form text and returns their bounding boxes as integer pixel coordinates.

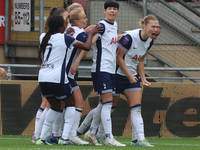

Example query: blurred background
[1,0,200,83]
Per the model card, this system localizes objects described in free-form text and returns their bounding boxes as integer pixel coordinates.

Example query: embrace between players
[32,0,161,147]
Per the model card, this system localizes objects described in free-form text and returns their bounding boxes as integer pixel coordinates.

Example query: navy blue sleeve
[76,32,88,43]
[118,34,132,52]
[98,23,105,36]
[64,34,76,47]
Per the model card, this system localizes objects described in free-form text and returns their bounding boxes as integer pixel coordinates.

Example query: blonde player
[65,9,90,145]
[114,14,161,147]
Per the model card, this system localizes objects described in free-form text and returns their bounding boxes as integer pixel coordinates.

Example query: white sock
[35,108,49,139]
[101,102,113,139]
[40,109,58,140]
[111,106,116,113]
[46,124,52,137]
[97,106,116,138]
[59,108,65,136]
[96,122,105,138]
[130,104,145,141]
[130,110,137,142]
[34,107,44,135]
[69,108,83,137]
[131,125,137,142]
[90,102,103,134]
[77,108,95,135]
[62,106,75,140]
[52,110,63,137]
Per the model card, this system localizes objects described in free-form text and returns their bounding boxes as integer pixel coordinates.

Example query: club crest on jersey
[110,37,118,44]
[123,38,128,45]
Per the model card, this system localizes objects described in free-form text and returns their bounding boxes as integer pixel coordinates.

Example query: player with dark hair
[83,0,126,146]
[32,7,70,144]
[35,14,102,145]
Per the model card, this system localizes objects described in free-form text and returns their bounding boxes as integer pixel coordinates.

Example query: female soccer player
[114,14,161,147]
[82,0,126,146]
[66,3,95,33]
[65,9,90,145]
[32,7,70,144]
[48,4,95,144]
[35,14,102,145]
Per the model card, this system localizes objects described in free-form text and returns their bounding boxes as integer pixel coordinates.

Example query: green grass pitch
[0,135,199,150]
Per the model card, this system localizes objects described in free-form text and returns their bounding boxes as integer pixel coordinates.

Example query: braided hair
[39,15,64,62]
[43,7,66,33]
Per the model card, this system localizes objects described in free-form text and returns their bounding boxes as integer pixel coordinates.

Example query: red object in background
[72,0,88,12]
[0,0,5,44]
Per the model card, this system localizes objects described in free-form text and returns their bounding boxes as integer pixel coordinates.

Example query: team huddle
[31,0,161,147]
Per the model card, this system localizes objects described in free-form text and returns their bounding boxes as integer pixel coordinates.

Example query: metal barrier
[1,64,200,80]
[3,1,200,82]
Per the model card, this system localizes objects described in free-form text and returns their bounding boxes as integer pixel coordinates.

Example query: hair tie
[59,9,65,14]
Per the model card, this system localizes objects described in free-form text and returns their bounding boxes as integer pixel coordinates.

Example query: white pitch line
[0,149,114,150]
[0,149,75,150]
[0,137,29,140]
[1,138,200,148]
[153,143,200,146]
[123,142,200,147]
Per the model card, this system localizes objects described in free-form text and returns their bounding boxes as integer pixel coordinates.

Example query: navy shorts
[39,82,73,100]
[68,77,79,91]
[114,74,141,96]
[91,72,115,94]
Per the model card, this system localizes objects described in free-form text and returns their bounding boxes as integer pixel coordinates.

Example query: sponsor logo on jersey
[41,63,54,69]
[110,37,118,44]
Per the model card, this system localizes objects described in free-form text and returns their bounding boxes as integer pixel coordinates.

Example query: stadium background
[0,0,200,138]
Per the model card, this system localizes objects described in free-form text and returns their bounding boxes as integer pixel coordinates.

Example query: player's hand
[84,25,96,33]
[0,68,7,78]
[142,80,151,88]
[66,27,75,36]
[128,75,138,84]
[89,24,103,36]
[70,61,79,75]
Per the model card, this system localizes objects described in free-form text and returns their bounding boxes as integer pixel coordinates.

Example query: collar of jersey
[139,30,148,42]
[104,19,114,25]
[51,32,60,35]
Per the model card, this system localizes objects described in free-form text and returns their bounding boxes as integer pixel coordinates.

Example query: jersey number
[44,43,53,62]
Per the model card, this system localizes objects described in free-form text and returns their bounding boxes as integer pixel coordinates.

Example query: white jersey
[91,20,118,74]
[38,33,77,83]
[117,29,154,76]
[66,26,87,79]
[64,23,71,33]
